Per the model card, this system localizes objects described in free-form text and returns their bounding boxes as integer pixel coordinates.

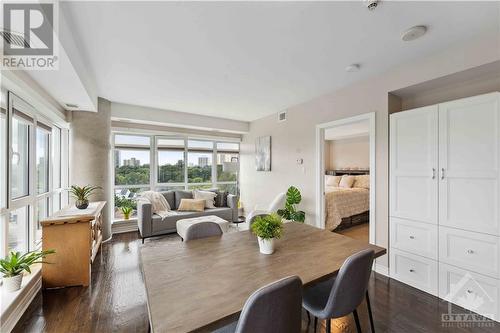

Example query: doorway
[315,112,376,244]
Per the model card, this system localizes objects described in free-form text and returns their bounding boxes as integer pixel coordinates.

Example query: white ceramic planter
[258,237,275,255]
[2,274,23,292]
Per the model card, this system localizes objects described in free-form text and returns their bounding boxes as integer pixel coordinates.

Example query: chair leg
[353,310,362,333]
[366,291,375,333]
[314,316,318,333]
[326,318,331,333]
[142,237,145,244]
[306,310,311,326]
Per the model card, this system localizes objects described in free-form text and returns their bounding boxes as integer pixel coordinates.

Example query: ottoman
[176,215,230,240]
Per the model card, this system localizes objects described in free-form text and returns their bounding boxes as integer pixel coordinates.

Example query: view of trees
[115,165,150,185]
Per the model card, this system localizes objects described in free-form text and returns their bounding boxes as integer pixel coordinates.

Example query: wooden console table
[41,201,106,288]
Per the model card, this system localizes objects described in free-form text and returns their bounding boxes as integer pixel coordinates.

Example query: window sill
[1,264,41,332]
[113,218,138,224]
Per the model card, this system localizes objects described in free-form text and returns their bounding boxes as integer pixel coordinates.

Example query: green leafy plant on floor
[0,250,56,278]
[121,206,133,220]
[251,213,284,240]
[277,186,306,222]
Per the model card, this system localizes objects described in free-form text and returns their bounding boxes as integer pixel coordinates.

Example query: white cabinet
[438,93,500,236]
[390,92,500,322]
[390,105,438,224]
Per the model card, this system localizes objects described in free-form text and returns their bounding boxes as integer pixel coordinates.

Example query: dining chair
[214,276,303,333]
[303,249,375,333]
[245,192,286,226]
[184,222,223,241]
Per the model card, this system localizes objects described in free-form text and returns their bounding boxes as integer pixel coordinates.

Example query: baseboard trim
[374,263,389,277]
[112,220,139,234]
[1,269,41,333]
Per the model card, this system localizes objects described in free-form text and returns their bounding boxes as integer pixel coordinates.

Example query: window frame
[112,133,240,222]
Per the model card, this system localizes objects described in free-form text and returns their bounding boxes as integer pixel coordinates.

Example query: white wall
[325,136,369,170]
[239,31,500,268]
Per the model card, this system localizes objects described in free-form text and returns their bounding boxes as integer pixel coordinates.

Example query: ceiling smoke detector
[345,64,361,73]
[401,25,427,42]
[364,0,380,11]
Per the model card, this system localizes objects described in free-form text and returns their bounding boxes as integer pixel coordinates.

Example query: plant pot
[75,199,89,209]
[2,274,23,292]
[123,213,130,220]
[257,237,275,255]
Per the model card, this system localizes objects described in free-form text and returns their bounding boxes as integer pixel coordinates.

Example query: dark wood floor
[13,231,498,333]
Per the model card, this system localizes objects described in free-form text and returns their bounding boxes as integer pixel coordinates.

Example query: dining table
[140,222,386,332]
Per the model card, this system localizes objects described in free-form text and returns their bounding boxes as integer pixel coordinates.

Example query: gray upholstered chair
[303,249,375,333]
[184,222,223,241]
[215,276,303,333]
[245,192,286,226]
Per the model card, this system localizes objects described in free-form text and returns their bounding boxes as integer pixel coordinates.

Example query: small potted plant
[121,206,133,220]
[251,213,284,255]
[277,186,305,222]
[0,249,55,292]
[69,185,102,209]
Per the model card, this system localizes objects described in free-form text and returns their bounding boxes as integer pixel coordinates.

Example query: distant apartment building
[198,156,209,167]
[123,157,141,167]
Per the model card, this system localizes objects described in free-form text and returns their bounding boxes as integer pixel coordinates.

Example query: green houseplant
[277,186,306,222]
[251,213,284,254]
[121,206,133,220]
[1,249,55,292]
[70,185,102,209]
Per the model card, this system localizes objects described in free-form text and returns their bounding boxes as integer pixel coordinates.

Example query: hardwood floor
[336,222,369,243]
[13,231,498,333]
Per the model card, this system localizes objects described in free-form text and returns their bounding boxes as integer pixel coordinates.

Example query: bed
[324,173,370,231]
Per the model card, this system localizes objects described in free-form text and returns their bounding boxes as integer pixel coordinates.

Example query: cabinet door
[439,93,500,235]
[390,106,438,224]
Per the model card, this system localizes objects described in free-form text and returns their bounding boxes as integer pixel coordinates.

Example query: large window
[112,134,240,222]
[0,91,69,258]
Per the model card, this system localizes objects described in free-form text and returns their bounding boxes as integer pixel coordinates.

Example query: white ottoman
[176,215,230,240]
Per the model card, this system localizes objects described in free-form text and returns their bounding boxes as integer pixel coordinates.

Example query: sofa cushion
[193,190,217,208]
[161,191,176,210]
[178,199,205,212]
[175,190,193,208]
[209,189,228,207]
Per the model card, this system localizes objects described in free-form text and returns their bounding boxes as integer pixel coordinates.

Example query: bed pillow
[193,190,217,208]
[325,175,342,187]
[339,175,355,188]
[177,199,206,212]
[353,175,370,189]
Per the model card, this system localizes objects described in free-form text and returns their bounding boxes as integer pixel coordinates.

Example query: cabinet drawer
[439,263,499,321]
[390,218,437,260]
[390,248,438,296]
[439,227,499,279]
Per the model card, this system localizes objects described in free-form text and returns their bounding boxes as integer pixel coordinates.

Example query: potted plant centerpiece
[0,249,55,292]
[277,186,305,223]
[121,206,133,220]
[70,185,102,209]
[251,213,284,255]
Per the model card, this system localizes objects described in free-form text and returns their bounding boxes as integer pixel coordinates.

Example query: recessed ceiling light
[401,25,427,42]
[345,64,361,72]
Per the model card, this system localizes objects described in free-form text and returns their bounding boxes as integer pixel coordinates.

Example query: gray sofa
[137,190,238,242]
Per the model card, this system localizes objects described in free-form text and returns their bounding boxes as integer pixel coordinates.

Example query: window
[36,126,50,194]
[11,115,31,199]
[158,138,185,184]
[112,134,240,221]
[1,91,69,257]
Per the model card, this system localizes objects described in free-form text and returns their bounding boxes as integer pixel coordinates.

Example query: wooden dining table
[140,222,386,333]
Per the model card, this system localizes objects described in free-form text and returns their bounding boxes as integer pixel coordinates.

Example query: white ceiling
[325,120,369,141]
[59,1,500,121]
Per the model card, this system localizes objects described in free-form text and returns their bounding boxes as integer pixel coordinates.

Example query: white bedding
[324,186,369,230]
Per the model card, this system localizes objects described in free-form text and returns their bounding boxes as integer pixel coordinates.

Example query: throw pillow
[193,190,217,209]
[177,199,205,212]
[353,175,370,189]
[209,189,228,207]
[325,175,342,187]
[174,190,193,209]
[339,175,355,188]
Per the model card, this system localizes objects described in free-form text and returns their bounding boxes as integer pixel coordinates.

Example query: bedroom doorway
[315,112,376,244]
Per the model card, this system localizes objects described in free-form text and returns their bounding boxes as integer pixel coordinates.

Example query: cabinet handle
[409,235,415,239]
[467,249,474,254]
[409,269,415,273]
[467,289,473,294]
[432,168,436,179]
[441,168,445,180]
